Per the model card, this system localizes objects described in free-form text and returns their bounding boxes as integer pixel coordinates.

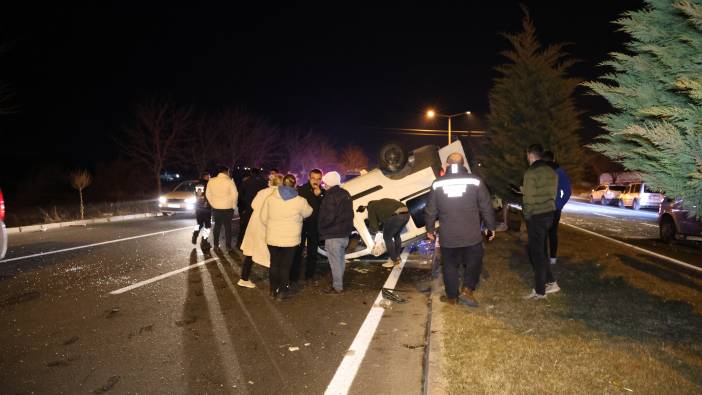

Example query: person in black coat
[317,171,354,294]
[291,169,325,284]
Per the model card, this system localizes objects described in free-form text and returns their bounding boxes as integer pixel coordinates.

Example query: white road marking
[109,256,219,295]
[639,223,659,228]
[1,226,193,263]
[594,213,617,219]
[561,222,702,274]
[325,248,410,395]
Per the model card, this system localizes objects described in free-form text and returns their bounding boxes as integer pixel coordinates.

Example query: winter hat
[322,171,341,187]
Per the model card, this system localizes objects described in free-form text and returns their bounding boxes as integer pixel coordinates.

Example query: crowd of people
[188,143,571,306]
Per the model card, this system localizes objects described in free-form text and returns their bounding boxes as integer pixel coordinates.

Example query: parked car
[618,182,664,210]
[319,140,471,259]
[0,188,6,260]
[590,184,626,205]
[158,180,199,214]
[659,198,702,243]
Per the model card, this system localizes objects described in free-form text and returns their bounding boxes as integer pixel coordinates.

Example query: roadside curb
[6,212,162,234]
[424,276,448,395]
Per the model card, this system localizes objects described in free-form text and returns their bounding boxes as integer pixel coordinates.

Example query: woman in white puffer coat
[237,173,284,288]
[260,174,313,300]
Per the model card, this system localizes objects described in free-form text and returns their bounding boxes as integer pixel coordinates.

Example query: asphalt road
[0,215,431,394]
[561,199,702,271]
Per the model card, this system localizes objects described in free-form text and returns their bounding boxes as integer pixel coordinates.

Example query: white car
[321,140,471,259]
[590,184,626,206]
[618,182,664,210]
[158,180,199,214]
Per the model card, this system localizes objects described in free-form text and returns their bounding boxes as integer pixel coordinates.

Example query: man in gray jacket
[425,153,496,307]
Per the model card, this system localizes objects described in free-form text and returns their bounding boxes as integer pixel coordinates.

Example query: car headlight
[159,196,167,204]
[185,197,196,204]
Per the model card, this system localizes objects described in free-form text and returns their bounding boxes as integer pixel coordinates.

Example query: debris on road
[288,346,300,352]
[63,336,79,346]
[339,322,347,326]
[93,375,120,394]
[352,268,370,274]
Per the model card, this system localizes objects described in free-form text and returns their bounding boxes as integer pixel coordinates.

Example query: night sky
[0,1,644,188]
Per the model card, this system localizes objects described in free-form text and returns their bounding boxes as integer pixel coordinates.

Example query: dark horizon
[0,1,643,188]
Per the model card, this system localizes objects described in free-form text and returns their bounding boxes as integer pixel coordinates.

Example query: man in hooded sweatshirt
[206,165,239,251]
[317,171,354,294]
[260,174,313,300]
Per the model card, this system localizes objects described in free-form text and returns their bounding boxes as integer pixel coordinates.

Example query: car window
[406,192,431,228]
[174,182,196,192]
[643,184,655,193]
[609,185,626,192]
[596,186,605,191]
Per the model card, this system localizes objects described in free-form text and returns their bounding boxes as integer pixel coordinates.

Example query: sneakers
[191,231,199,245]
[458,287,479,307]
[439,295,457,305]
[237,279,256,288]
[550,257,557,265]
[524,289,547,300]
[323,286,343,295]
[382,258,396,268]
[545,281,560,294]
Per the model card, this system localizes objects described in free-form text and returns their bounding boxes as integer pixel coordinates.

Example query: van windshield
[643,184,657,193]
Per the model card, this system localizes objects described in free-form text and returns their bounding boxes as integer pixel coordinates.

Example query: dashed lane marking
[109,256,219,295]
[1,226,193,263]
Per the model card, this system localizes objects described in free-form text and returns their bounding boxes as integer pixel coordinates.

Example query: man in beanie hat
[317,171,354,294]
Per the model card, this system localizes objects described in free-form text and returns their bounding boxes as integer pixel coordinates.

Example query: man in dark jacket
[292,169,325,284]
[359,199,409,268]
[192,172,212,251]
[542,151,572,265]
[236,168,268,249]
[425,153,496,307]
[522,144,560,300]
[317,171,354,294]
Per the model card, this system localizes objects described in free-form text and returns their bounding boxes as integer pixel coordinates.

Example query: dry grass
[441,227,702,394]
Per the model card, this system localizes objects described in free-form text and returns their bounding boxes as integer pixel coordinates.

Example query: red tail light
[0,189,5,222]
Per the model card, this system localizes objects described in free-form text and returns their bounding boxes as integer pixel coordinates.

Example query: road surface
[0,216,431,394]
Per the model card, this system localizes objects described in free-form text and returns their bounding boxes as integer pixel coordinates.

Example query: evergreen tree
[482,10,584,199]
[585,0,702,217]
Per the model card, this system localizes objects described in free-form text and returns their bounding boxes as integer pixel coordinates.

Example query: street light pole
[426,109,471,144]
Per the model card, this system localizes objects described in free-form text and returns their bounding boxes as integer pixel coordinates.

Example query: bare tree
[70,169,92,220]
[117,99,192,195]
[339,145,369,174]
[285,129,340,182]
[213,108,283,169]
[179,115,220,175]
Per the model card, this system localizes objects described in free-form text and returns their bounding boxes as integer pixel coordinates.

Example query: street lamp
[426,109,472,144]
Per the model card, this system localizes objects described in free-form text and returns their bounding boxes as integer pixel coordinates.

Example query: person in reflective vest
[425,153,496,307]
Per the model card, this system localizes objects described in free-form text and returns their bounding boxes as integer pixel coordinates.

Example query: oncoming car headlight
[159,196,167,204]
[185,197,196,204]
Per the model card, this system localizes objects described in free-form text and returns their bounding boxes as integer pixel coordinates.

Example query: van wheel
[660,216,676,243]
[378,141,408,173]
[633,199,641,211]
[618,200,624,208]
[600,197,607,206]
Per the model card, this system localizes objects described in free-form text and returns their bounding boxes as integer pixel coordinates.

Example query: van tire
[633,199,641,210]
[660,216,676,243]
[378,141,408,173]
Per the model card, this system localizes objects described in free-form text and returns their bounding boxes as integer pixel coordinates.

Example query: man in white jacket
[205,165,239,251]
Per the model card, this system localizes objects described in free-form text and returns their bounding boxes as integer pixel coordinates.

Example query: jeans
[526,212,556,295]
[325,238,349,291]
[292,228,320,282]
[194,209,211,239]
[383,213,409,261]
[441,242,484,299]
[268,245,297,293]
[241,255,254,281]
[212,209,234,248]
[548,209,562,259]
